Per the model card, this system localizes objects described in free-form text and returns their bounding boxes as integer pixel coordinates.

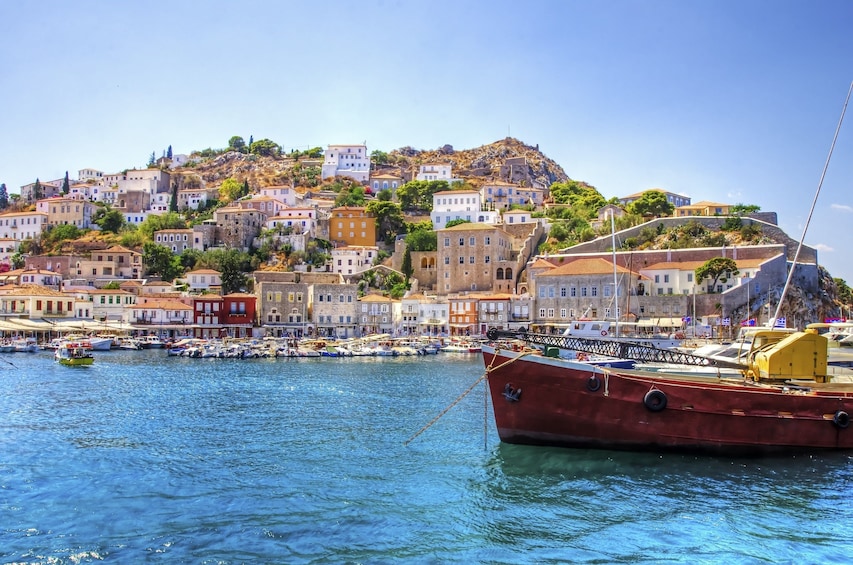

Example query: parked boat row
[165,336,478,359]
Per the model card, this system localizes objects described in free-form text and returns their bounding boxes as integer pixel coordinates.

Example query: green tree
[32,178,42,201]
[695,257,740,293]
[169,182,178,212]
[228,136,246,152]
[334,186,366,207]
[241,179,250,198]
[43,224,82,247]
[0,183,8,209]
[396,180,450,212]
[148,151,156,166]
[401,247,413,281]
[142,241,182,281]
[10,251,24,269]
[219,178,244,202]
[404,227,437,251]
[377,189,392,201]
[729,203,761,216]
[835,278,853,307]
[365,200,405,244]
[249,138,280,157]
[370,150,389,165]
[627,190,675,217]
[93,206,125,233]
[139,211,187,240]
[61,171,70,194]
[219,249,249,294]
[445,219,471,228]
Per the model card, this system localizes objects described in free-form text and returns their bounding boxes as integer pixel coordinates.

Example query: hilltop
[172,137,574,192]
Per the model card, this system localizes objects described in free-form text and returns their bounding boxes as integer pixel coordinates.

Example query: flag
[741,318,756,327]
[722,317,731,326]
[682,316,691,323]
[774,317,786,328]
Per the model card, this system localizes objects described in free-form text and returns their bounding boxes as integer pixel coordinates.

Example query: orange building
[330,206,376,247]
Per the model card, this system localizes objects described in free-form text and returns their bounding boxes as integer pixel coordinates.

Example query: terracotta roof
[187,269,221,275]
[641,258,768,271]
[529,258,557,270]
[441,223,501,232]
[132,299,192,310]
[537,257,638,277]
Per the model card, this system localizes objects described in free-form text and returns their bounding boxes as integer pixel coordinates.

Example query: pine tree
[401,247,413,282]
[0,183,8,209]
[249,135,254,146]
[167,145,173,159]
[242,179,250,198]
[32,178,42,201]
[62,171,70,194]
[148,151,156,167]
[169,182,178,212]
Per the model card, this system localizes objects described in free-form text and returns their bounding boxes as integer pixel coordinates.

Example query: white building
[78,168,104,182]
[501,210,538,225]
[259,185,297,207]
[0,211,48,240]
[416,164,453,182]
[430,190,498,230]
[331,246,378,276]
[266,207,317,234]
[321,144,370,182]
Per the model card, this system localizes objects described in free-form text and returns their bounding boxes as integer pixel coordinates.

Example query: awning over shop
[638,317,684,328]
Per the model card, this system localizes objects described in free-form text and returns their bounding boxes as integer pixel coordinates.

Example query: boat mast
[611,209,619,338]
[771,81,853,326]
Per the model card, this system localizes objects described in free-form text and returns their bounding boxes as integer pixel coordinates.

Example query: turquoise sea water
[1,350,853,563]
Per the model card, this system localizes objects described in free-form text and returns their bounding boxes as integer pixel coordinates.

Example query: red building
[191,295,223,338]
[222,293,256,338]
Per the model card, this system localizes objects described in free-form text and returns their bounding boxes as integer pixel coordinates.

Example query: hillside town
[0,138,847,343]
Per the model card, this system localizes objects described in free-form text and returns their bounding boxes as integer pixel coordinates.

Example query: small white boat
[55,343,94,366]
[139,335,165,349]
[12,338,39,353]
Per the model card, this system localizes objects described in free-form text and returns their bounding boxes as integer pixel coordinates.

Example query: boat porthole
[586,375,601,392]
[643,390,667,412]
[833,410,850,429]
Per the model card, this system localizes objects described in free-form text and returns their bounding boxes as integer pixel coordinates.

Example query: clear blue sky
[2,1,852,282]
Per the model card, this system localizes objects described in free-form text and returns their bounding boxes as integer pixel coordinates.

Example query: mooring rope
[404,347,530,447]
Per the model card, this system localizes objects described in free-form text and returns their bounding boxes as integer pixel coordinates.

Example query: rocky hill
[170,137,574,192]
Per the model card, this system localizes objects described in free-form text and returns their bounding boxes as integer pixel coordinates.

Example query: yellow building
[330,206,376,247]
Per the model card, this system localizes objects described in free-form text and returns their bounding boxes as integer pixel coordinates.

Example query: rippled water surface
[2,350,853,563]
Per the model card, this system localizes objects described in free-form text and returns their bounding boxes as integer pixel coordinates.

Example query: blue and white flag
[774,317,786,328]
[722,317,731,326]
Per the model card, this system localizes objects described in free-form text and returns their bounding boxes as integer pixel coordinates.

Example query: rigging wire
[772,81,853,325]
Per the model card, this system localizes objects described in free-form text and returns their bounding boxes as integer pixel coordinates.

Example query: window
[603,286,611,297]
[654,275,660,283]
[539,308,546,317]
[469,256,475,264]
[581,287,588,297]
[547,308,555,318]
[469,237,475,245]
[459,238,464,246]
[560,286,567,297]
[444,256,450,264]
[687,273,693,282]
[560,308,567,318]
[664,274,670,283]
[570,287,577,297]
[459,257,464,264]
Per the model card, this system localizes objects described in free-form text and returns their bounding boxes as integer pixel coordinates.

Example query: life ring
[833,410,850,429]
[601,330,608,336]
[586,375,601,392]
[576,352,588,362]
[643,389,667,412]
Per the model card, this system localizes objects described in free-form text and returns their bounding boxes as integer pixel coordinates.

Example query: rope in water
[404,348,530,447]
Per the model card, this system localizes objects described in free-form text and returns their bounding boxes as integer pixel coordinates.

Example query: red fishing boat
[482,327,853,454]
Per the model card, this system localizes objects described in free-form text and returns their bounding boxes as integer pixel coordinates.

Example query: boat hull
[483,346,853,454]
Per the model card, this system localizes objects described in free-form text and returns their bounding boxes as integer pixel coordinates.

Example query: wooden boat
[482,327,853,454]
[55,343,94,366]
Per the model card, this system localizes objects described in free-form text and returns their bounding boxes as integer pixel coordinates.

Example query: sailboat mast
[611,210,619,338]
